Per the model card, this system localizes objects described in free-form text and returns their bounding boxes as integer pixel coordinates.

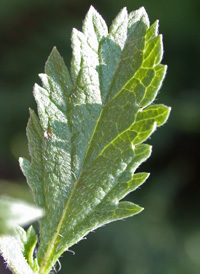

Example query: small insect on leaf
[78,184,86,189]
[43,128,52,139]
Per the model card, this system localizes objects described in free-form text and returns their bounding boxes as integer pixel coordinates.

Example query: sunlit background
[0,0,199,273]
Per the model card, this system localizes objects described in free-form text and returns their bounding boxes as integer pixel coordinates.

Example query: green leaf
[0,196,44,235]
[19,6,171,274]
[0,226,38,274]
[22,226,39,272]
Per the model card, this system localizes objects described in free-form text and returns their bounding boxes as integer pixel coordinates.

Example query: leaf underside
[0,226,38,274]
[0,196,43,235]
[19,6,170,274]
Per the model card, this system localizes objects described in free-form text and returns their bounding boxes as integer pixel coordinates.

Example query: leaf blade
[19,6,171,274]
[0,225,40,274]
[0,196,43,235]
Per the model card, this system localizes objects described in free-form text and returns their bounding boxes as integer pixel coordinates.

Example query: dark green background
[0,0,199,273]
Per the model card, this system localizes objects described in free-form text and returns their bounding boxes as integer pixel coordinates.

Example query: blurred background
[0,0,199,273]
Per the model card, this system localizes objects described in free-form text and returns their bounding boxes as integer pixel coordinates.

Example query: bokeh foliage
[0,0,199,273]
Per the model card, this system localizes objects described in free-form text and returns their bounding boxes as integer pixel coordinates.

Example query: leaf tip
[137,6,149,27]
[117,6,128,17]
[28,107,34,115]
[88,5,96,13]
[146,172,150,180]
[153,20,159,35]
[45,46,62,74]
[167,106,172,119]
[18,157,31,175]
[140,204,145,210]
[164,64,168,72]
[159,105,171,126]
[132,203,145,216]
[50,46,59,57]
[18,157,23,165]
[83,5,99,27]
[139,207,145,213]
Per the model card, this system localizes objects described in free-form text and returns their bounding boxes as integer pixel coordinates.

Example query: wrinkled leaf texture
[19,6,170,274]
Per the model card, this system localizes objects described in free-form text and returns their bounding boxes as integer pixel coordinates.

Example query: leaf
[0,226,38,274]
[22,226,39,272]
[19,6,171,274]
[0,196,44,235]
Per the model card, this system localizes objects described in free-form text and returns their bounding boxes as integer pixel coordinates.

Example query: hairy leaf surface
[19,6,170,274]
[0,196,43,235]
[0,226,38,274]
